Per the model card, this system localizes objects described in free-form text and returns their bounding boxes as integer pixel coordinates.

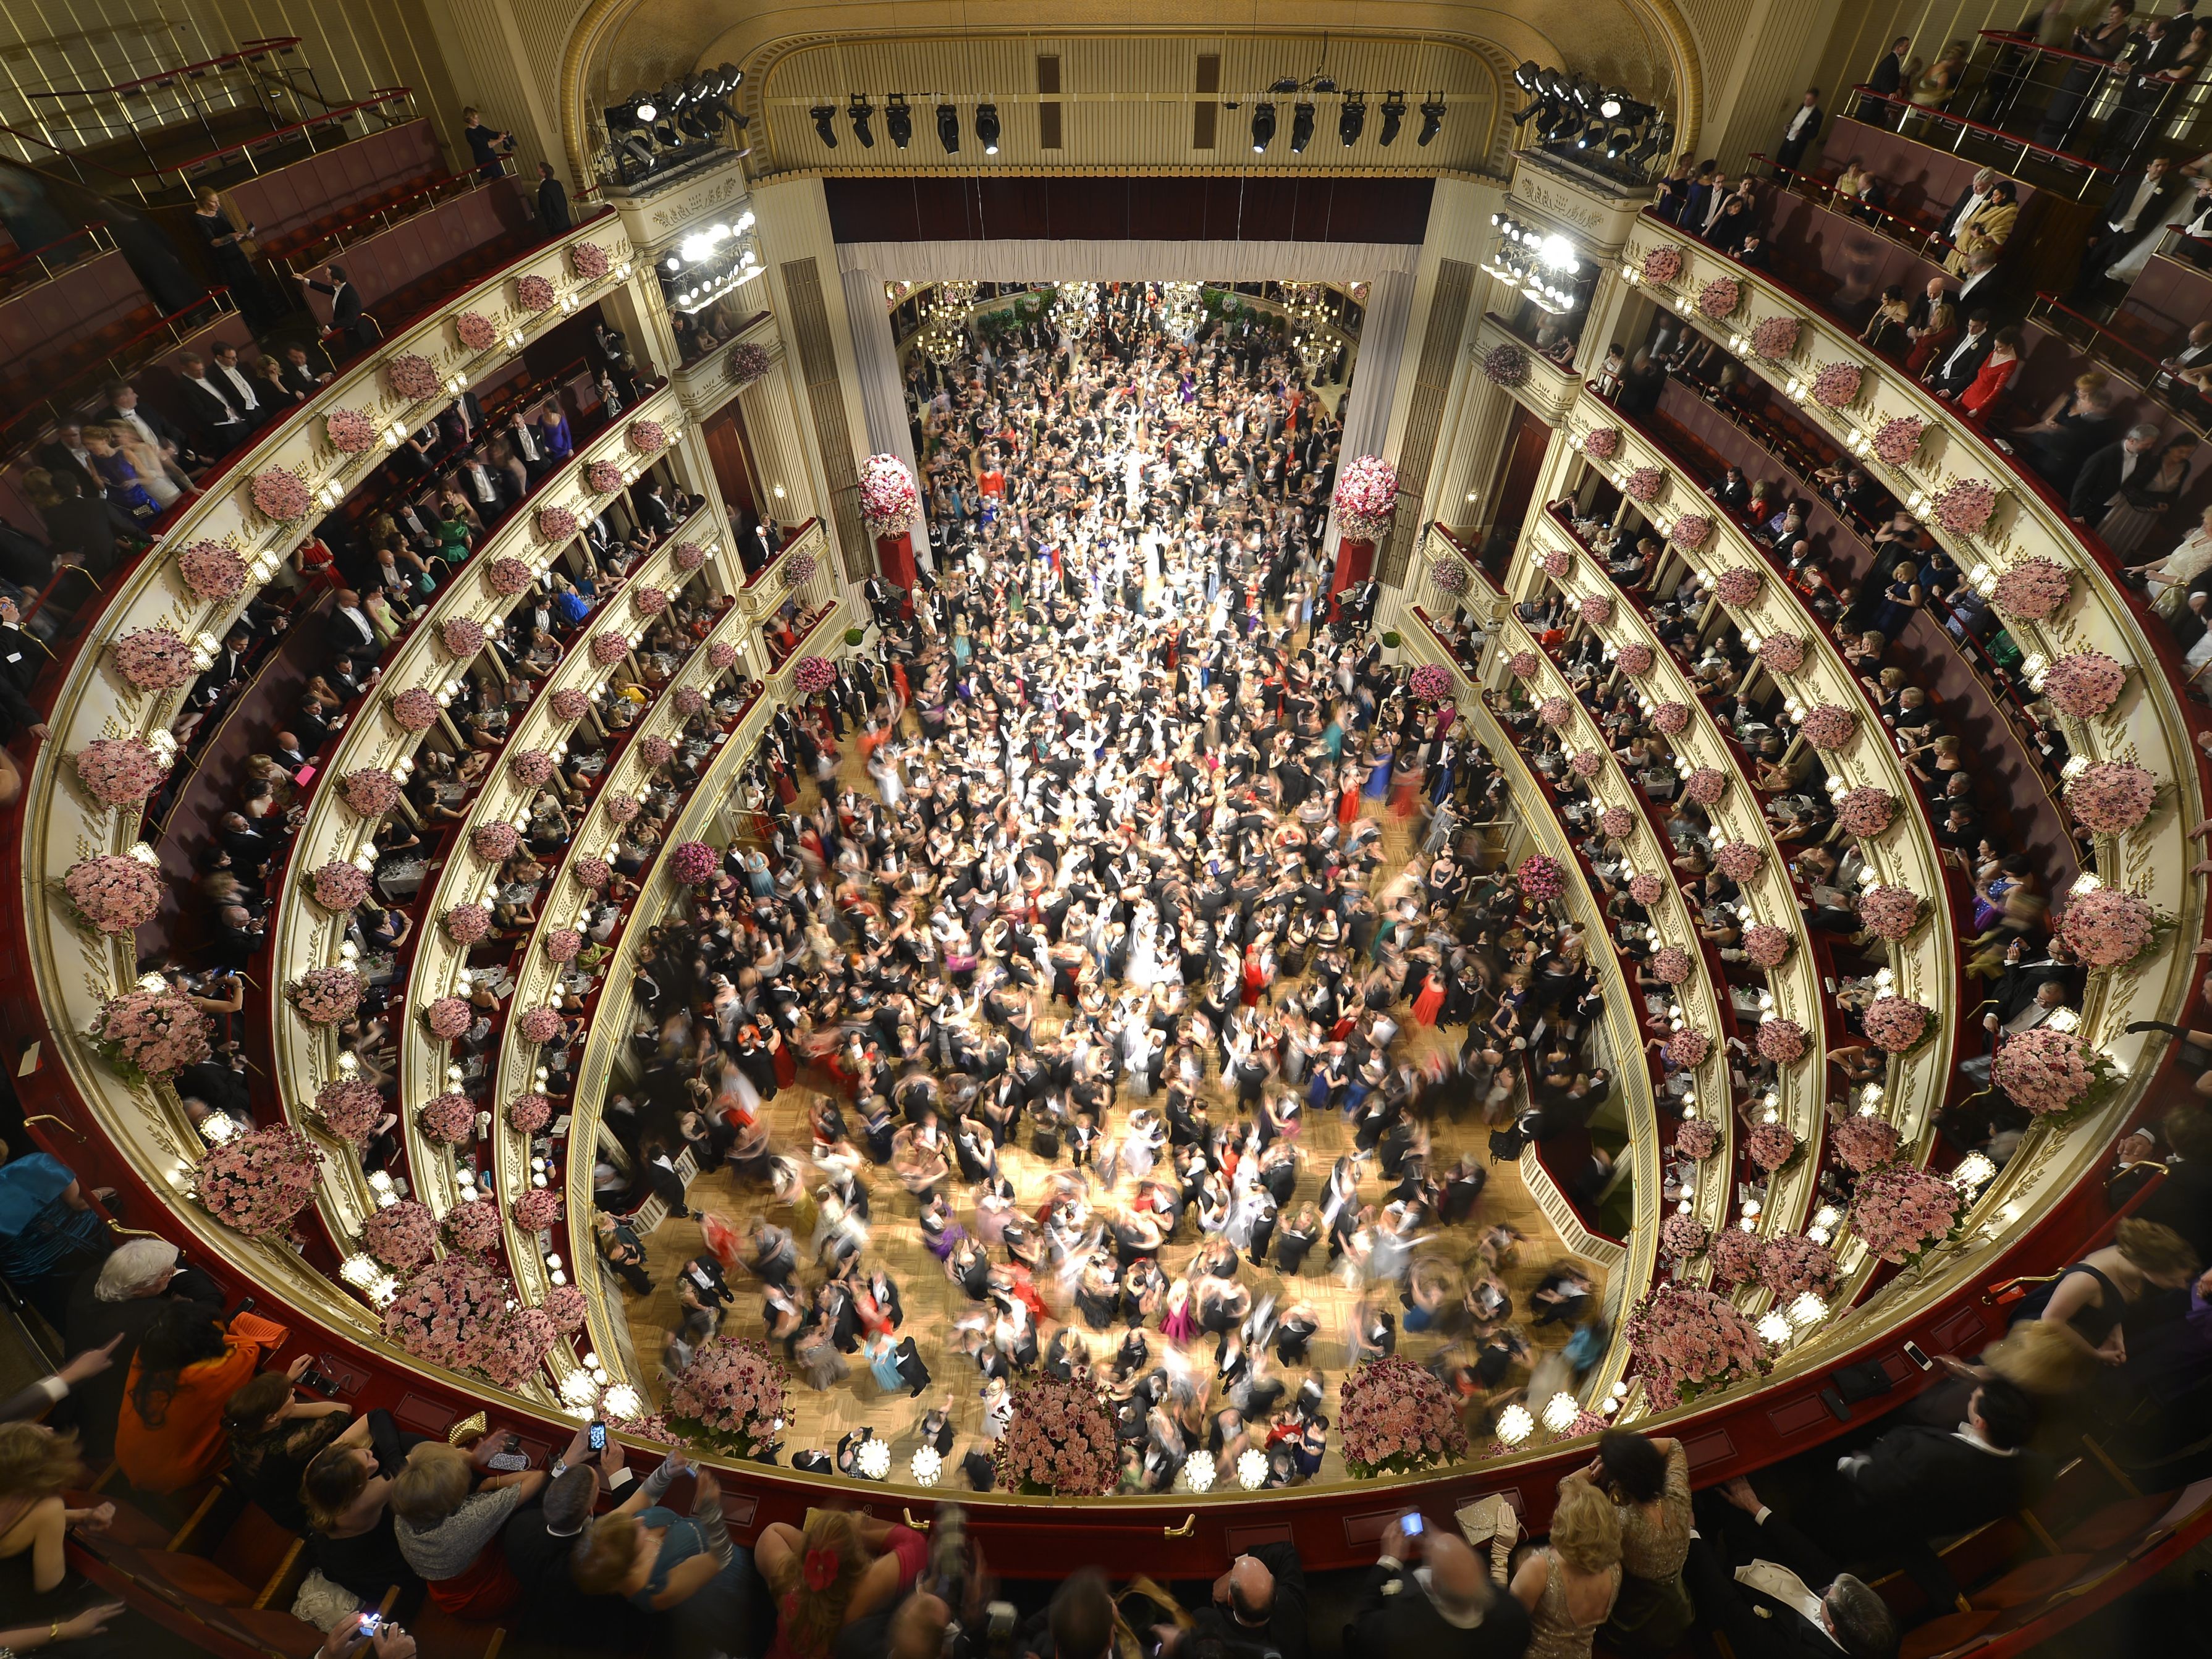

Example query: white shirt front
[215,363,260,412]
[1785,103,1818,139]
[183,375,240,421]
[1941,331,1986,376]
[1734,1561,1843,1649]
[2114,174,2166,232]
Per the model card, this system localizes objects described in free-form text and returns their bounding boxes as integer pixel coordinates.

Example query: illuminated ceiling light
[1788,1293,1828,1327]
[975,102,1000,154]
[1378,91,1407,146]
[1236,1447,1268,1489]
[1183,1450,1216,1492]
[1339,94,1366,145]
[1250,101,1277,152]
[1954,1152,1997,1191]
[1515,61,1542,91]
[1758,1311,1792,1345]
[1289,101,1315,153]
[810,105,838,147]
[1496,1404,1535,1445]
[1417,96,1446,145]
[1542,1392,1580,1433]
[911,1446,942,1485]
[635,97,658,123]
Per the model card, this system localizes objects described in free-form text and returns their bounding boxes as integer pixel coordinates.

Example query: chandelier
[1050,280,1100,337]
[1279,281,1327,331]
[914,279,976,365]
[1157,281,1205,336]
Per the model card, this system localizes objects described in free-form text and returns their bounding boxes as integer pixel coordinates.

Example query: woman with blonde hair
[0,1422,113,1595]
[568,1448,758,1645]
[1512,1475,1623,1659]
[2010,1217,2201,1366]
[756,1506,928,1659]
[389,1437,543,1616]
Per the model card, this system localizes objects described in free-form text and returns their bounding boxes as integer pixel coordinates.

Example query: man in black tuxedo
[169,353,250,455]
[208,342,271,430]
[2074,156,2182,297]
[1952,248,2017,319]
[534,161,572,234]
[1343,1516,1529,1659]
[98,381,200,475]
[638,479,677,537]
[0,596,48,741]
[1823,1378,2043,1551]
[1773,88,1824,176]
[33,421,103,497]
[1684,1479,1898,1659]
[1858,36,1912,120]
[297,263,374,353]
[1925,312,1994,397]
[2070,422,2164,521]
[59,1239,227,1459]
[327,589,381,658]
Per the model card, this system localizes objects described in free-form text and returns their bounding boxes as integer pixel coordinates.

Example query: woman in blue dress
[571,1451,760,1659]
[0,1141,112,1331]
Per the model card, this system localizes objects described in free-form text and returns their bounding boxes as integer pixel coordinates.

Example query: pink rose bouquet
[386,353,439,400]
[510,748,555,788]
[1333,455,1400,541]
[1746,1121,1797,1172]
[1517,853,1566,901]
[179,541,247,599]
[1756,1017,1809,1063]
[1568,749,1605,779]
[570,242,609,280]
[1431,557,1470,593]
[546,927,584,963]
[1992,1026,2109,1117]
[1508,651,1541,680]
[1706,1227,1763,1289]
[793,654,836,695]
[1682,767,1728,806]
[363,1199,437,1271]
[1539,548,1572,580]
[1671,513,1716,549]
[382,1255,512,1372]
[631,585,669,617]
[1661,1215,1710,1259]
[1811,362,1862,407]
[1599,806,1638,840]
[1651,945,1695,985]
[517,1005,562,1044]
[515,1188,562,1231]
[1757,633,1807,673]
[1851,1162,1964,1265]
[470,822,519,861]
[1856,885,1922,940]
[1627,1281,1768,1402]
[1641,247,1684,284]
[2064,761,2158,834]
[114,627,197,690]
[1652,701,1692,735]
[1713,841,1764,880]
[858,453,919,533]
[672,685,709,719]
[1714,567,1763,607]
[507,1091,554,1133]
[673,541,709,572]
[1799,704,1857,751]
[573,855,613,890]
[667,1335,794,1458]
[249,468,310,522]
[419,1091,478,1146]
[442,903,491,944]
[587,460,624,494]
[313,1078,386,1145]
[545,1285,588,1331]
[635,735,675,767]
[424,997,473,1040]
[1750,315,1801,359]
[2056,885,2159,967]
[550,687,590,721]
[440,618,484,659]
[455,311,497,350]
[1873,417,1925,468]
[1665,1029,1712,1068]
[1862,995,1931,1053]
[388,687,441,731]
[1629,872,1667,906]
[670,840,719,884]
[1616,642,1656,676]
[1537,694,1575,728]
[197,1127,320,1237]
[591,633,629,665]
[62,854,162,934]
[1584,426,1622,460]
[487,556,534,596]
[1742,923,1793,968]
[310,861,370,911]
[707,641,740,671]
[1675,1118,1720,1159]
[1579,594,1615,625]
[729,341,771,386]
[1337,1354,1467,1477]
[2040,650,2125,718]
[604,792,642,823]
[1758,1233,1841,1301]
[444,1200,502,1254]
[1625,466,1666,503]
[1934,478,1998,536]
[287,966,363,1026]
[629,418,668,454]
[1698,276,1741,318]
[1836,787,1899,838]
[536,505,578,545]
[74,737,170,805]
[516,273,555,312]
[1831,1113,1902,1173]
[1991,557,2069,620]
[91,987,210,1080]
[1482,342,1531,386]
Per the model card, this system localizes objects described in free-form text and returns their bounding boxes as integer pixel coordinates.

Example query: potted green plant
[845,627,866,647]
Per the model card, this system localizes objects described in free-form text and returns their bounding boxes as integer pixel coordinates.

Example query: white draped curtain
[838,261,932,568]
[1327,266,1415,552]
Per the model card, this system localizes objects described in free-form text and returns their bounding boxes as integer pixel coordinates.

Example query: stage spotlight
[1289,101,1315,153]
[1605,125,1634,157]
[974,102,1000,153]
[1378,91,1406,145]
[1540,69,1572,99]
[1250,101,1277,151]
[1417,96,1445,145]
[1599,87,1627,119]
[848,95,876,146]
[936,103,960,152]
[1269,75,1301,93]
[662,80,686,110]
[885,94,912,147]
[810,104,838,146]
[1338,94,1366,145]
[633,95,658,122]
[1509,97,1547,128]
[1515,61,1542,92]
[1576,119,1604,149]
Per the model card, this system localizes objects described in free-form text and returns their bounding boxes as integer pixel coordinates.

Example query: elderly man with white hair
[60,1236,226,1459]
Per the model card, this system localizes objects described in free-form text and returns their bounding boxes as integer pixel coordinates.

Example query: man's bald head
[1423,1530,1485,1616]
[1226,1554,1275,1622]
[889,1590,950,1659]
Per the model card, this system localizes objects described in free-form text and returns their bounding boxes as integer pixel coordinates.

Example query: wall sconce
[2046,1005,2080,1034]
[1788,1292,1827,1327]
[560,293,577,312]
[445,373,469,395]
[1541,1392,1580,1433]
[1496,1404,1535,1445]
[1757,1311,1792,1345]
[1953,1151,1996,1191]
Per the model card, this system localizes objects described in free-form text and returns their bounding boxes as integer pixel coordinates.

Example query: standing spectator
[0,1140,112,1333]
[1343,1514,1530,1659]
[297,265,373,355]
[536,162,572,234]
[61,1239,226,1462]
[2072,154,2181,298]
[1510,1477,1621,1659]
[1772,89,1823,177]
[462,108,515,177]
[1857,37,1912,120]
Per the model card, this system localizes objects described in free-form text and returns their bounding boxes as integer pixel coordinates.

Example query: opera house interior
[3,1,2212,1657]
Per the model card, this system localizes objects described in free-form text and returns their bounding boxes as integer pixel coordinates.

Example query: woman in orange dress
[115,1303,290,1494]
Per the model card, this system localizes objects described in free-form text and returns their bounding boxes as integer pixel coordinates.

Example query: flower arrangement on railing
[517,1005,562,1044]
[1934,478,1998,537]
[1661,1214,1710,1260]
[604,792,642,823]
[112,626,197,690]
[387,353,439,400]
[2040,649,2126,718]
[1651,945,1694,984]
[1430,557,1469,593]
[287,966,363,1026]
[1675,1118,1719,1160]
[90,987,209,1081]
[1665,1029,1711,1067]
[508,1091,554,1133]
[515,1188,562,1231]
[1755,1016,1808,1063]
[1408,664,1453,706]
[1682,766,1728,806]
[782,551,816,588]
[672,541,708,573]
[573,855,613,890]
[549,687,589,722]
[2057,885,2162,967]
[1831,1113,1901,1173]
[1624,466,1666,503]
[535,505,578,545]
[793,654,837,696]
[1537,694,1575,728]
[471,822,519,861]
[1863,995,1931,1053]
[1836,787,1899,838]
[1993,1026,2116,1119]
[1757,633,1807,673]
[631,585,669,617]
[628,418,669,455]
[728,340,771,387]
[634,734,675,769]
[309,861,369,911]
[1517,853,1566,901]
[1669,513,1715,549]
[1584,426,1622,462]
[1629,872,1666,906]
[1749,315,1800,359]
[1713,566,1762,607]
[1539,547,1573,580]
[1641,247,1684,284]
[1508,650,1541,679]
[444,1199,501,1254]
[487,555,534,596]
[432,617,483,661]
[546,927,583,963]
[419,1090,478,1145]
[362,1199,436,1271]
[1851,1162,1965,1267]
[1600,806,1638,839]
[1993,556,2069,620]
[509,749,555,788]
[384,1256,541,1380]
[1615,643,1656,676]
[1760,1233,1841,1301]
[388,687,441,731]
[442,903,491,944]
[1706,1227,1762,1289]
[1857,885,1922,940]
[2064,761,2158,835]
[1873,416,1926,468]
[1652,701,1691,735]
[585,459,624,494]
[1579,594,1615,625]
[571,242,609,280]
[1333,455,1400,541]
[1713,841,1764,881]
[1798,704,1857,750]
[1482,341,1531,386]
[62,854,161,934]
[1627,1282,1768,1403]
[179,539,247,599]
[1697,276,1740,319]
[1338,1354,1467,1476]
[1742,924,1794,968]
[313,1077,386,1146]
[74,737,169,806]
[590,633,629,665]
[1746,1121,1798,1173]
[675,685,713,720]
[249,467,311,523]
[1810,362,1862,408]
[858,453,919,534]
[324,407,378,454]
[545,1285,588,1332]
[451,311,496,352]
[707,643,743,677]
[424,996,473,1040]
[516,272,555,312]
[670,840,719,884]
[667,1335,792,1459]
[196,1126,320,1238]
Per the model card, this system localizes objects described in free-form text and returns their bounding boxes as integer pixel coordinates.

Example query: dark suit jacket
[1342,1561,1531,1659]
[1682,1508,1845,1659]
[99,403,193,455]
[171,378,245,450]
[1776,105,1824,159]
[2069,438,2145,519]
[1993,956,2083,1021]
[307,278,364,328]
[2098,169,2181,234]
[1188,1542,1310,1659]
[327,604,379,656]
[500,1505,651,1648]
[1868,51,1907,95]
[536,177,572,234]
[1836,1425,2040,1539]
[1928,331,1995,397]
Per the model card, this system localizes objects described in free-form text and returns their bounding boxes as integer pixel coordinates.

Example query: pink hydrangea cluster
[1714,841,1765,880]
[1873,416,1926,468]
[2064,761,2158,835]
[1851,1162,1964,1265]
[635,734,675,767]
[483,1309,560,1389]
[1336,1354,1467,1477]
[1665,1028,1712,1068]
[179,541,247,599]
[1539,547,1573,580]
[386,353,439,400]
[419,1091,478,1145]
[1568,749,1605,779]
[1627,1281,1768,1403]
[1836,787,1899,838]
[508,1091,555,1133]
[74,737,169,805]
[1537,694,1576,729]
[388,687,440,731]
[1746,1121,1797,1172]
[1517,853,1566,901]
[1584,426,1622,460]
[1831,1113,1902,1173]
[2057,885,2159,967]
[1799,704,1857,751]
[287,966,363,1026]
[1756,1017,1809,1063]
[487,556,534,596]
[1483,342,1531,386]
[1698,276,1741,318]
[1642,247,1684,284]
[1333,455,1400,541]
[250,467,311,521]
[1742,924,1793,968]
[515,1188,562,1231]
[1992,1026,2098,1116]
[424,997,473,1039]
[1661,1214,1710,1259]
[673,541,709,572]
[1430,557,1469,593]
[113,627,196,690]
[444,1199,502,1254]
[382,1255,513,1374]
[340,769,401,815]
[443,903,491,944]
[62,854,162,933]
[516,273,555,311]
[667,1336,795,1459]
[1713,567,1763,607]
[91,987,210,1079]
[571,242,610,279]
[1863,995,1931,1052]
[627,417,669,455]
[454,311,497,350]
[471,822,520,861]
[1629,872,1667,906]
[591,633,630,665]
[1580,594,1615,626]
[1682,767,1728,806]
[1750,315,1801,359]
[1508,651,1541,680]
[1758,633,1808,673]
[707,641,740,672]
[782,552,817,587]
[1616,642,1656,676]
[1812,362,1862,407]
[536,505,578,545]
[549,688,590,721]
[1675,1118,1720,1159]
[1625,466,1666,504]
[728,341,770,386]
[310,861,370,911]
[517,1005,562,1043]
[545,1285,588,1330]
[2040,650,2125,718]
[672,685,709,719]
[1759,1233,1841,1301]
[1934,478,1998,536]
[1991,557,2069,620]
[630,585,669,617]
[363,1199,437,1270]
[604,792,643,822]
[859,452,921,532]
[509,748,555,788]
[1706,1227,1763,1288]
[793,654,837,695]
[586,460,624,494]
[670,840,719,884]
[546,927,584,963]
[573,855,613,890]
[1651,945,1694,985]
[1600,806,1638,840]
[1857,885,1922,940]
[1671,513,1715,549]
[198,1127,321,1236]
[313,1078,386,1145]
[440,618,484,659]
[1652,701,1692,735]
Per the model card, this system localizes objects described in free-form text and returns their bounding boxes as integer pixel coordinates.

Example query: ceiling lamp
[975,102,1000,154]
[1050,280,1100,337]
[936,103,960,152]
[1158,281,1205,336]
[1377,92,1407,146]
[1250,101,1277,153]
